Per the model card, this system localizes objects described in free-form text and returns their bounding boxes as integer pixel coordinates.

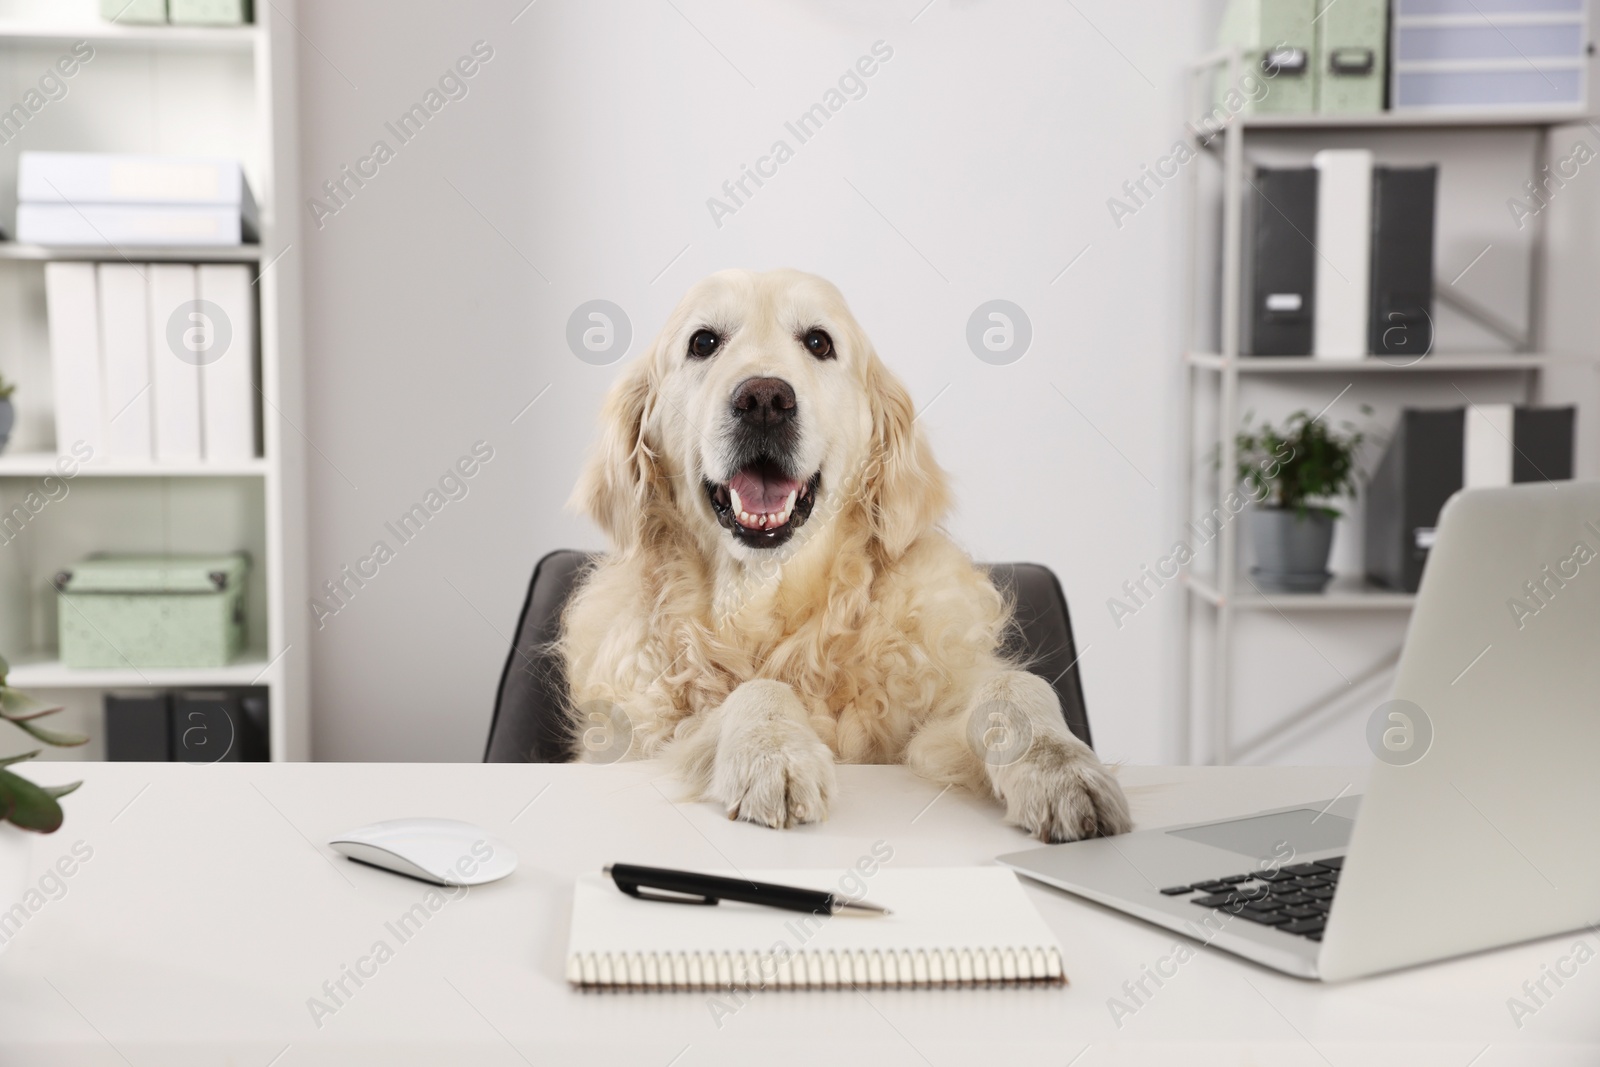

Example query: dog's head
[576,268,948,563]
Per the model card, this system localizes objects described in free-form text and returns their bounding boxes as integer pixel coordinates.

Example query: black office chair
[484,550,1096,763]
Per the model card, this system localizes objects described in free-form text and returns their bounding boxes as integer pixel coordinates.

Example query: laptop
[999,481,1600,980]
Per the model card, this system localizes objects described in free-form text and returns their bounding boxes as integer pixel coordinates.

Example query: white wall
[296,0,1216,763]
[295,1,1595,765]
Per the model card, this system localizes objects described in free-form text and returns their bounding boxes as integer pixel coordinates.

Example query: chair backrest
[484,551,1094,762]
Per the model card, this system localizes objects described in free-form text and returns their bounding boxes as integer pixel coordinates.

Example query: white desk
[0,761,1593,1066]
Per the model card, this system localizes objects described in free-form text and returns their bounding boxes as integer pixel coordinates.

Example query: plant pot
[0,398,13,454]
[1248,507,1335,593]
[0,823,32,954]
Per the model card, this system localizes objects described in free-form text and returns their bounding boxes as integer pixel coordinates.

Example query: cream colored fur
[558,269,1131,842]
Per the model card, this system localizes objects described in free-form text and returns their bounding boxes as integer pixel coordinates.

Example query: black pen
[603,864,891,917]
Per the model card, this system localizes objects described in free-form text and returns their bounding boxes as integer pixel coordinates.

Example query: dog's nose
[730,377,796,428]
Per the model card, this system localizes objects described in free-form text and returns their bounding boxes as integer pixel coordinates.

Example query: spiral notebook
[566,867,1066,990]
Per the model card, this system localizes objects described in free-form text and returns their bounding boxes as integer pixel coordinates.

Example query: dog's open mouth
[704,461,821,548]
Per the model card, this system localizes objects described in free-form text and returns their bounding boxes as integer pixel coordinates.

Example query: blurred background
[0,0,1593,768]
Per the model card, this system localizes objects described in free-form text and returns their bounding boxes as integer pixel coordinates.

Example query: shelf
[1186,572,1417,611]
[0,453,267,478]
[1187,352,1563,373]
[1232,109,1596,131]
[0,243,262,263]
[6,651,277,689]
[0,23,258,50]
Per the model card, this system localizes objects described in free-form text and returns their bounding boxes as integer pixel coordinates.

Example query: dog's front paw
[710,723,836,830]
[995,742,1132,843]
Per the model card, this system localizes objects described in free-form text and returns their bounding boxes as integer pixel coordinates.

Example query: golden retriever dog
[558,269,1131,842]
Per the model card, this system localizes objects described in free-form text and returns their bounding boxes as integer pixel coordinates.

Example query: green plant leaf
[42,781,81,800]
[0,651,10,681]
[0,749,41,768]
[11,718,88,747]
[1233,407,1372,512]
[0,687,66,722]
[0,767,65,832]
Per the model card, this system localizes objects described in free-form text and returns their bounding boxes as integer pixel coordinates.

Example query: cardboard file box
[105,691,172,760]
[1365,407,1575,591]
[1369,166,1439,357]
[55,554,249,669]
[1245,166,1318,355]
[171,689,268,762]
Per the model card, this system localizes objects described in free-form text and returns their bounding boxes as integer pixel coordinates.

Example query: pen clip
[619,884,719,906]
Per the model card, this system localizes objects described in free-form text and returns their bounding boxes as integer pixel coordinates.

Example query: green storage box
[102,0,168,24]
[1213,0,1319,116]
[1314,0,1385,114]
[55,554,249,669]
[168,0,251,25]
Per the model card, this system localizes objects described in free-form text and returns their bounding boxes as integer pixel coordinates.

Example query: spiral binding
[566,945,1064,990]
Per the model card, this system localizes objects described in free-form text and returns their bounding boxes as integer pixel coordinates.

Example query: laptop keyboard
[1159,857,1342,942]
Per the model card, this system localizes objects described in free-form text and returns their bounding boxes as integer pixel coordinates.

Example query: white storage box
[1391,0,1589,111]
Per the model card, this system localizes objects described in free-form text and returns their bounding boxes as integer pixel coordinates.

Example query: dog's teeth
[784,489,797,513]
[729,486,745,515]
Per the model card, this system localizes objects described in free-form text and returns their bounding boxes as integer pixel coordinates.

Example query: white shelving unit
[1185,351,1563,374]
[0,243,264,262]
[0,3,309,760]
[1180,49,1595,766]
[0,22,257,48]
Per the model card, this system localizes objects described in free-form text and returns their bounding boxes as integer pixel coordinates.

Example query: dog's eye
[688,329,720,360]
[802,328,834,361]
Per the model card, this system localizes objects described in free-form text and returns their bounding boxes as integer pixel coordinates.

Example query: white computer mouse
[328,818,518,886]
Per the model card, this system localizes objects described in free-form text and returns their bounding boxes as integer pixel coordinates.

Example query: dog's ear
[572,355,661,551]
[862,353,950,560]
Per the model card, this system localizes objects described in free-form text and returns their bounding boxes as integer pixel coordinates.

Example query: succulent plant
[0,654,86,833]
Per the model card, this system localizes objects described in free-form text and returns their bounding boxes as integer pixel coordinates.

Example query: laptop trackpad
[1167,808,1353,861]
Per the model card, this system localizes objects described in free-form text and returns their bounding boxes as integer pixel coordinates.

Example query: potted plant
[1235,408,1370,593]
[0,373,15,454]
[0,653,87,936]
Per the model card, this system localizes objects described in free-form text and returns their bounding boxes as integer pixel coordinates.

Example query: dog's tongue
[729,466,801,514]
